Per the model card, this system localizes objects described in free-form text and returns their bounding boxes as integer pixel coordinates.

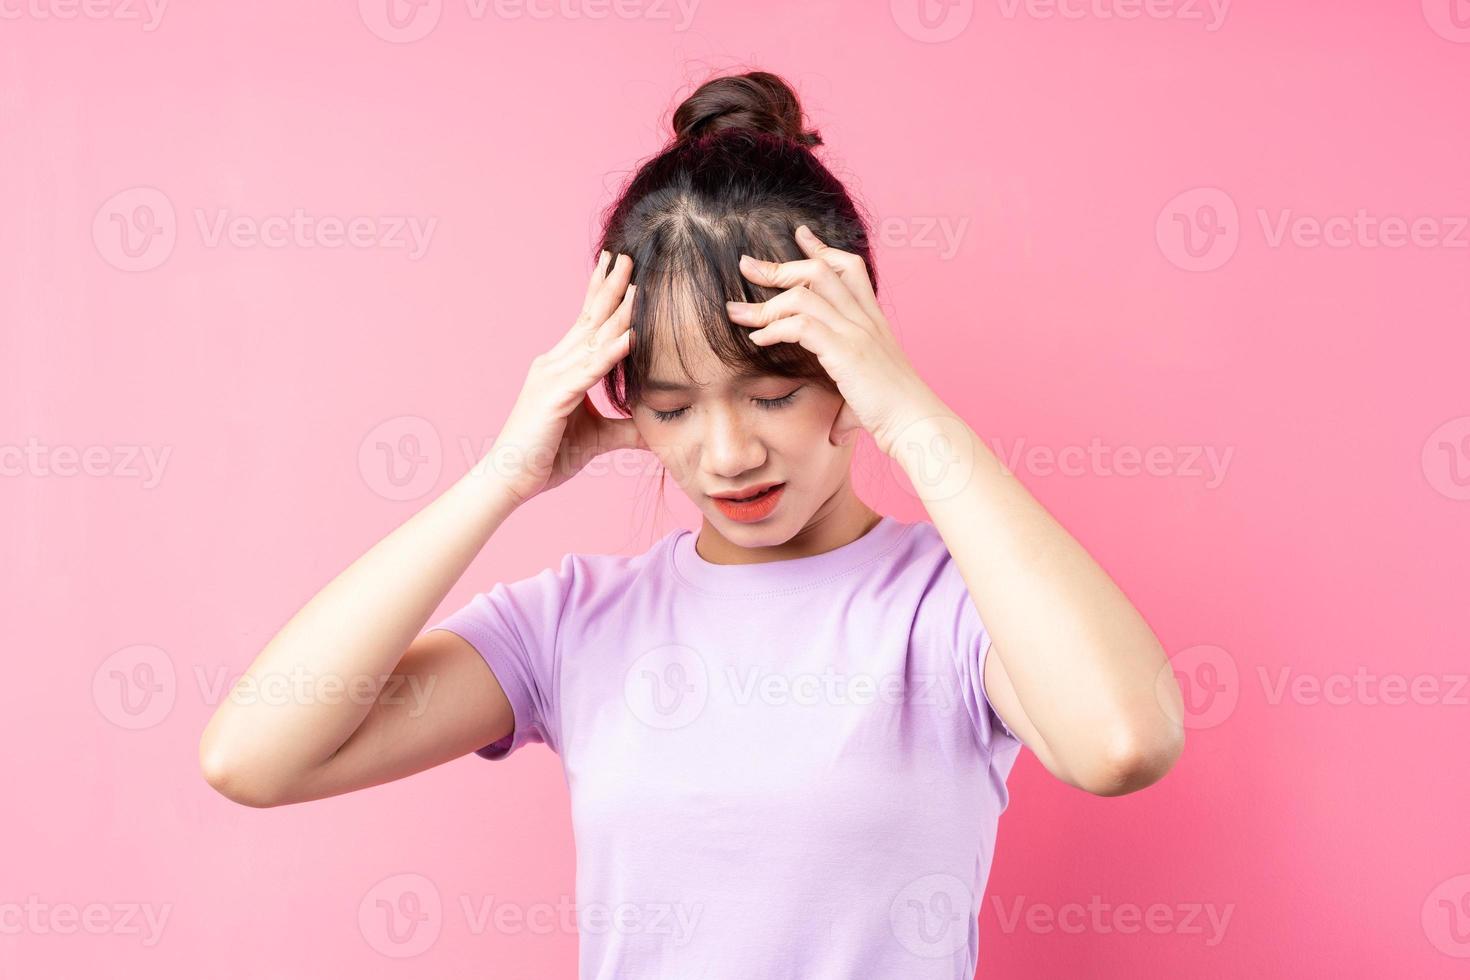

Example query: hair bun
[671,70,823,148]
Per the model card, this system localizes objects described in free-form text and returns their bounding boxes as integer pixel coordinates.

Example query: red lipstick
[710,482,785,523]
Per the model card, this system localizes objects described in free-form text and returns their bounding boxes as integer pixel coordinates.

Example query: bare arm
[898,404,1186,797]
[199,249,644,807]
[197,462,523,807]
[715,226,1185,798]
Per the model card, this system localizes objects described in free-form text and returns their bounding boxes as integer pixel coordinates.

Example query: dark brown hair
[595,70,878,417]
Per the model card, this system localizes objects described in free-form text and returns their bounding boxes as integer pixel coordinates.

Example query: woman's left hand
[724,224,944,458]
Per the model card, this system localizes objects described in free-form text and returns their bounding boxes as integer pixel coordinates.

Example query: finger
[792,225,884,327]
[738,311,836,356]
[582,249,611,310]
[589,282,636,351]
[726,279,849,340]
[557,253,633,359]
[789,225,872,325]
[588,252,634,327]
[738,251,867,327]
[564,287,635,388]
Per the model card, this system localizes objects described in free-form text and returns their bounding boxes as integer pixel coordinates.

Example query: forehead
[644,348,778,392]
[639,291,756,391]
[637,270,793,392]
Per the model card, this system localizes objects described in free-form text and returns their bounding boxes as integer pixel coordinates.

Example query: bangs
[603,206,841,415]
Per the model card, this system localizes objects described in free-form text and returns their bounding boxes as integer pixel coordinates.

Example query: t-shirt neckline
[669,514,910,597]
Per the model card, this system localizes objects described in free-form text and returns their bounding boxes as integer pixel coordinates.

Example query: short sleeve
[929,554,1021,753]
[427,553,576,760]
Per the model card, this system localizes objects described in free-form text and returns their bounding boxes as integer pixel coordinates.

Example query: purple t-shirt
[429,514,1023,978]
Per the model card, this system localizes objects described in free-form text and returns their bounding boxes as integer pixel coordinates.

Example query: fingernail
[796,224,813,239]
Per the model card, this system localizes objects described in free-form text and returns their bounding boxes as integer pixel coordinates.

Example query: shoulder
[889,520,981,621]
[880,518,957,581]
[505,527,682,602]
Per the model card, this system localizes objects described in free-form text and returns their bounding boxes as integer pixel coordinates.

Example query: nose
[702,403,767,480]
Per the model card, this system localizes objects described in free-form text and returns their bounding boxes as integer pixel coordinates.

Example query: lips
[711,482,786,523]
[711,481,783,501]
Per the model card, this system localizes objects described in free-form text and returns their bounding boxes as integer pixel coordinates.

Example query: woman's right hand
[488,250,648,506]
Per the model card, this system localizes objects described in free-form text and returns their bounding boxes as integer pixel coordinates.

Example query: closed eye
[647,386,804,423]
[755,387,802,411]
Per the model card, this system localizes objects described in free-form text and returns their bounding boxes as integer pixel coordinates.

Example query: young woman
[200,70,1184,977]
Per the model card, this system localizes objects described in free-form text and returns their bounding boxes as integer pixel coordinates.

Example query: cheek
[642,428,698,480]
[761,401,838,458]
[796,391,844,434]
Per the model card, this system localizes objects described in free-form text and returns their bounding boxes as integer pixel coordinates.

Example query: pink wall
[3,1,1467,976]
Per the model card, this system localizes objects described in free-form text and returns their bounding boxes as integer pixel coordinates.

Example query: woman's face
[632,331,857,546]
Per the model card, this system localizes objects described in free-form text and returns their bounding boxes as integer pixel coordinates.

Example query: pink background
[3,1,1468,976]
